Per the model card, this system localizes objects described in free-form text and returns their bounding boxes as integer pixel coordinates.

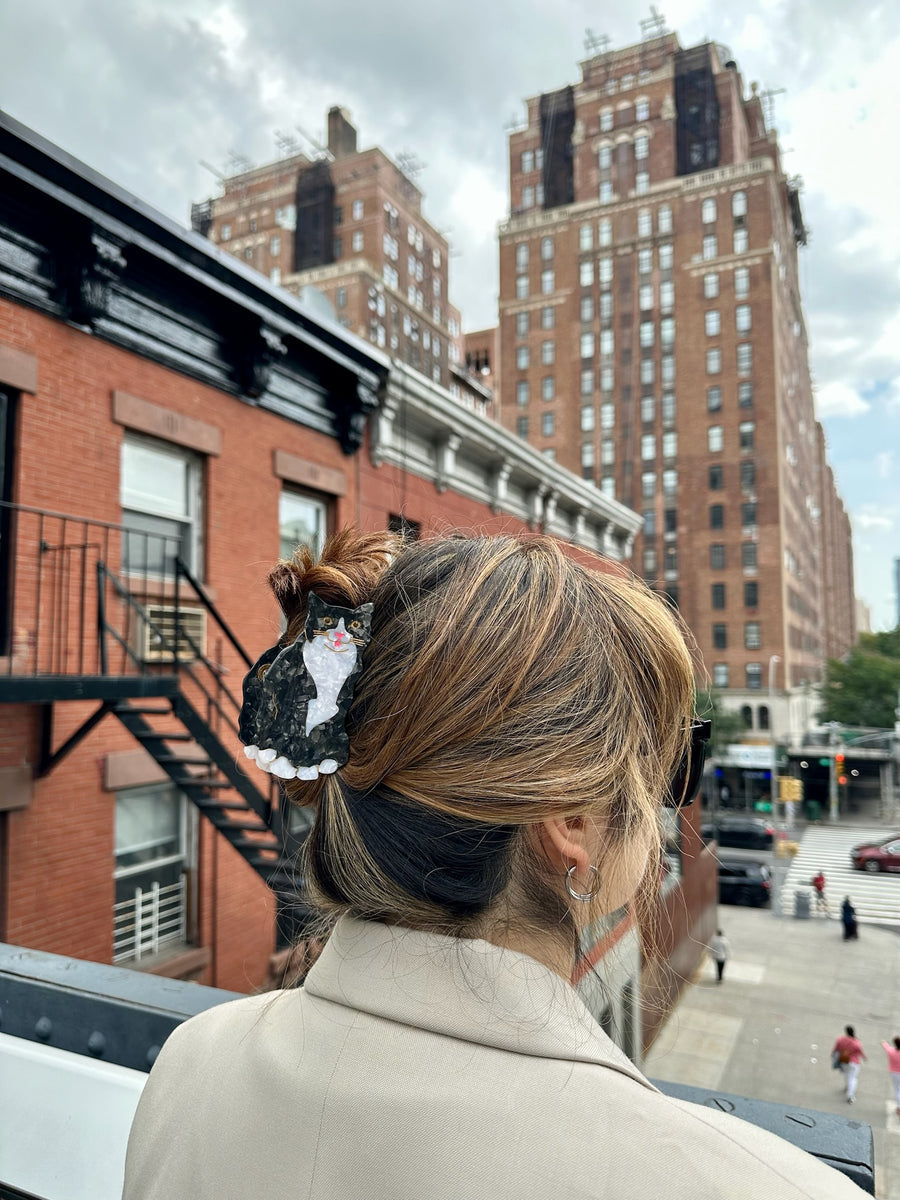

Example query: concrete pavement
[644,893,900,1197]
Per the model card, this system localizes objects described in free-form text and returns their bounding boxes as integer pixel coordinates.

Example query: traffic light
[835,751,847,787]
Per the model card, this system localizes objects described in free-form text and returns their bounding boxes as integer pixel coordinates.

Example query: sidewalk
[644,904,900,1198]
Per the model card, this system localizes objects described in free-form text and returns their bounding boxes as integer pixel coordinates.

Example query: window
[702,198,717,224]
[248,218,257,233]
[746,662,762,690]
[661,392,676,424]
[243,247,254,262]
[522,186,534,208]
[758,705,770,731]
[658,243,674,271]
[706,348,722,374]
[636,98,650,121]
[739,381,754,408]
[541,236,554,261]
[541,340,555,366]
[220,223,231,240]
[598,218,612,246]
[581,442,595,468]
[660,280,674,311]
[579,223,593,252]
[541,412,555,437]
[598,257,614,285]
[643,509,656,536]
[742,541,757,570]
[713,663,730,688]
[433,248,441,269]
[641,471,656,498]
[661,357,675,385]
[541,376,555,401]
[599,181,613,204]
[664,546,678,575]
[580,332,595,359]
[707,425,724,452]
[517,416,529,438]
[541,306,555,329]
[662,469,677,496]
[707,386,722,412]
[269,235,281,258]
[703,273,719,299]
[741,500,757,527]
[280,490,328,561]
[732,190,747,219]
[600,366,614,391]
[705,310,720,336]
[114,782,189,963]
[658,204,672,234]
[643,547,657,574]
[637,208,652,237]
[351,230,364,253]
[600,108,614,131]
[516,345,529,369]
[735,266,749,297]
[581,405,595,431]
[516,311,529,337]
[541,269,555,294]
[641,395,655,423]
[709,504,724,530]
[521,149,534,173]
[601,438,616,466]
[737,343,753,375]
[515,275,528,299]
[121,437,202,577]
[580,295,594,322]
[744,581,758,607]
[598,145,613,170]
[516,380,529,407]
[733,228,749,254]
[745,622,761,650]
[712,623,727,649]
[600,329,614,356]
[641,359,655,385]
[639,283,654,311]
[637,247,652,276]
[639,321,654,348]
[581,368,594,396]
[736,304,752,333]
[600,477,616,498]
[710,544,725,569]
[702,234,717,260]
[348,198,362,221]
[659,315,674,345]
[601,401,615,429]
[515,243,529,271]
[664,507,677,534]
[641,433,656,461]
[635,172,649,195]
[739,422,755,451]
[580,261,594,287]
[599,292,613,320]
[709,464,723,489]
[269,267,281,286]
[662,431,677,458]
[712,583,726,609]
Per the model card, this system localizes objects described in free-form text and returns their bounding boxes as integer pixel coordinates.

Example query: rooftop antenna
[759,86,787,130]
[396,150,426,178]
[584,28,610,56]
[226,150,254,175]
[639,6,667,40]
[295,124,329,158]
[199,160,226,184]
[274,129,301,157]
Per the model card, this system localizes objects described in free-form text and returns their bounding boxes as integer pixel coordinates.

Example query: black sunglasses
[665,719,712,808]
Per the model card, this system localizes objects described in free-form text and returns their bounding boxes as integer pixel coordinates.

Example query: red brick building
[1,112,708,1046]
[497,33,855,751]
[193,107,464,390]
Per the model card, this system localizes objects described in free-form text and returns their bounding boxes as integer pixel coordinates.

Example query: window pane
[280,492,327,560]
[122,442,189,519]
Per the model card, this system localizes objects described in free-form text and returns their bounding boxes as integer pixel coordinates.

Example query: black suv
[701,815,774,850]
[718,859,771,906]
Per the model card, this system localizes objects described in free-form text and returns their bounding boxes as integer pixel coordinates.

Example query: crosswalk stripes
[782,826,900,927]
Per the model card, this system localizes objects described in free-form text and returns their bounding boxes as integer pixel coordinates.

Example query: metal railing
[113,877,187,964]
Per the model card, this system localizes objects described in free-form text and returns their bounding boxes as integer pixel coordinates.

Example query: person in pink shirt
[882,1037,900,1115]
[832,1025,867,1103]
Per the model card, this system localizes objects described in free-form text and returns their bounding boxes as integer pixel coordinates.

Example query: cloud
[854,513,893,532]
[815,382,871,419]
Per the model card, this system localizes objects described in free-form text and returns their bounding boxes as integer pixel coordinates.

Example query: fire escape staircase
[0,503,311,905]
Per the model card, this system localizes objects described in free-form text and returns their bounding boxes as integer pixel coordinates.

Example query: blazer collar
[303,916,654,1090]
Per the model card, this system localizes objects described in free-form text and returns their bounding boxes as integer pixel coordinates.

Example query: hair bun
[268,528,400,632]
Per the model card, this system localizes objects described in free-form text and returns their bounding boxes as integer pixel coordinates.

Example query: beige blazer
[123,917,863,1198]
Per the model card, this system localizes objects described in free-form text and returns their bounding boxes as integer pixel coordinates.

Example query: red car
[851,835,900,873]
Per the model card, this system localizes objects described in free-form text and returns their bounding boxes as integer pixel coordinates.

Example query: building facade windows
[541,306,555,329]
[746,662,762,689]
[579,223,593,251]
[516,311,529,337]
[637,209,653,237]
[703,272,719,299]
[705,310,720,336]
[712,623,727,649]
[710,544,725,569]
[706,348,722,374]
[600,401,615,429]
[581,295,594,322]
[541,340,555,365]
[712,582,726,609]
[662,431,677,458]
[635,135,649,160]
[732,190,748,218]
[735,266,749,297]
[660,280,674,310]
[742,541,757,569]
[701,198,717,224]
[541,412,555,437]
[638,247,653,274]
[635,172,649,194]
[641,433,656,461]
[736,304,752,333]
[598,218,612,246]
[662,468,677,496]
[739,381,754,408]
[739,422,755,451]
[709,503,724,530]
[121,436,203,577]
[658,204,673,233]
[708,425,724,453]
[516,345,529,369]
[581,368,594,395]
[707,386,722,412]
[517,416,529,438]
[733,228,749,254]
[581,404,595,431]
[713,663,730,688]
[737,343,753,375]
[541,269,555,294]
[516,381,529,406]
[745,622,761,650]
[599,181,613,204]
[641,471,656,498]
[598,145,613,170]
[702,234,717,260]
[658,243,673,271]
[744,581,759,607]
[541,376,555,401]
[580,332,595,359]
[515,243,529,270]
[709,464,723,489]
[516,274,528,299]
[580,261,594,287]
[541,236,554,260]
[741,500,757,527]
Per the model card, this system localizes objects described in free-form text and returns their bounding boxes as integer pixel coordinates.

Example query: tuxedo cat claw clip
[239,592,374,781]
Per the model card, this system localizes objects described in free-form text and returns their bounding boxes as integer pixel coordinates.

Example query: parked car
[718,859,771,906]
[701,815,775,850]
[851,835,900,873]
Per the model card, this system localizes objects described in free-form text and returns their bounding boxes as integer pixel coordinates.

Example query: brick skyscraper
[498,32,854,727]
[193,108,464,392]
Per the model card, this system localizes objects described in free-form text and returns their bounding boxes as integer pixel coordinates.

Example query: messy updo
[269,528,695,948]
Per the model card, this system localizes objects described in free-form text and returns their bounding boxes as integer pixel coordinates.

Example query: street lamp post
[828,722,840,823]
[768,655,781,818]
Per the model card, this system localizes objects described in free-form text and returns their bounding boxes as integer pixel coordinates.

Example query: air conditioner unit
[140,605,206,663]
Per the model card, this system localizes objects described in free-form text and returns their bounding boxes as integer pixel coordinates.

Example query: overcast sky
[3,0,898,630]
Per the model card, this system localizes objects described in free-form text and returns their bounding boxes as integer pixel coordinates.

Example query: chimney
[327,107,358,159]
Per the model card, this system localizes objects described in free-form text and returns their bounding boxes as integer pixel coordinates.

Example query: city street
[646,842,900,1198]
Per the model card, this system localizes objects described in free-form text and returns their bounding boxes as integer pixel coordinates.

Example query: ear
[538,815,593,879]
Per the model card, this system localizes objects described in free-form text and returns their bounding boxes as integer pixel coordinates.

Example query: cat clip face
[240,592,374,781]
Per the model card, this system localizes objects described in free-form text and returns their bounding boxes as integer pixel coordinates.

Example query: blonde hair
[271,530,695,951]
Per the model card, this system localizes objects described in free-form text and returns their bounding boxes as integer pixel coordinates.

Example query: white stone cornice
[377,361,641,559]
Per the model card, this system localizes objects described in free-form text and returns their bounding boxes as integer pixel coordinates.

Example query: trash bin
[794,890,811,920]
[805,799,821,823]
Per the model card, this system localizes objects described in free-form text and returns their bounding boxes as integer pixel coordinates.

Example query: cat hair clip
[239,592,374,781]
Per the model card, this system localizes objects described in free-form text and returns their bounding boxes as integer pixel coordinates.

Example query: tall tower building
[498,32,854,715]
[193,107,463,390]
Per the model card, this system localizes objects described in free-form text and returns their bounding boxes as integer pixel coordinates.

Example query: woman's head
[272,530,696,959]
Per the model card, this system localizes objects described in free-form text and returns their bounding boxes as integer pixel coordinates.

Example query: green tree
[696,687,746,757]
[820,630,900,729]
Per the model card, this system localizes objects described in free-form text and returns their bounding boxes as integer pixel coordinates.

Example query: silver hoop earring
[565,864,600,903]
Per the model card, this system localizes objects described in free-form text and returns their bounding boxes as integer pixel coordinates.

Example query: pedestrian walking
[832,1025,867,1103]
[882,1037,900,1116]
[709,928,730,984]
[811,870,830,915]
[122,529,864,1199]
[841,896,859,941]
